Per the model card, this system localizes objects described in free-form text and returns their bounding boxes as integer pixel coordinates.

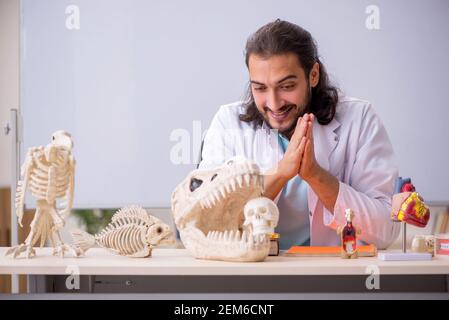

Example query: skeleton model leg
[5,207,42,258]
[48,204,74,257]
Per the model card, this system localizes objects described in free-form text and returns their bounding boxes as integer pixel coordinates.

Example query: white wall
[20,0,449,206]
[0,0,19,188]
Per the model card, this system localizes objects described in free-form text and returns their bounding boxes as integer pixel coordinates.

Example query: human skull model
[243,197,279,236]
[171,156,279,262]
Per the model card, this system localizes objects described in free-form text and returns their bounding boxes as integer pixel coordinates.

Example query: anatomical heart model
[6,131,76,258]
[171,156,279,262]
[391,178,430,228]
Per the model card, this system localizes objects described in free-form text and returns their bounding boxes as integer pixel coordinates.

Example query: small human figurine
[391,178,430,228]
[337,209,361,259]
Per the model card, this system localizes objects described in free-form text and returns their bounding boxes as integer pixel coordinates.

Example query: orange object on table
[284,244,377,257]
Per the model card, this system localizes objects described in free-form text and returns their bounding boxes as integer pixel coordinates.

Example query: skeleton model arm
[15,148,35,227]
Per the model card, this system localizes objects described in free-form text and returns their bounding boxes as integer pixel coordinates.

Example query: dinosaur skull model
[171,156,278,262]
[6,130,76,258]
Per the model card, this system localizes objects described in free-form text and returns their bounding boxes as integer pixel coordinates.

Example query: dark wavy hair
[239,19,339,126]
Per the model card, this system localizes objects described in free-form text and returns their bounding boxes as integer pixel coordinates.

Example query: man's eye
[254,87,266,92]
[281,84,295,90]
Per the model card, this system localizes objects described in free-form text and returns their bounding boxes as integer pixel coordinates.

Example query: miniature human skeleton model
[171,156,279,262]
[6,131,76,258]
[70,205,174,258]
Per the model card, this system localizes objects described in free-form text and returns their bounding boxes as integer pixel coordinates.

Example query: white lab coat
[199,96,400,249]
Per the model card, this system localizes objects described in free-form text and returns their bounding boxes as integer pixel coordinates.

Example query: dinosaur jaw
[180,224,270,262]
[177,171,270,262]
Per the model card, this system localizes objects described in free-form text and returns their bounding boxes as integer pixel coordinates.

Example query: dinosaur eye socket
[157,227,163,234]
[211,174,217,181]
[189,178,203,192]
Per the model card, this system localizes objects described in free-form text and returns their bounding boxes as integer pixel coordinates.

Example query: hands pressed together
[278,113,320,183]
[264,113,339,214]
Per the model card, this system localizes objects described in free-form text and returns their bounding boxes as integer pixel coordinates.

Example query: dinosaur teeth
[247,231,255,247]
[253,175,260,186]
[210,195,217,206]
[219,187,226,199]
[244,174,251,186]
[201,198,211,209]
[236,176,243,188]
[223,230,229,242]
[228,230,234,242]
[205,228,268,247]
[241,230,248,243]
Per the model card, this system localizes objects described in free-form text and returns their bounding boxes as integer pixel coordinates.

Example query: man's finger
[307,120,315,156]
[291,115,308,147]
[297,134,307,155]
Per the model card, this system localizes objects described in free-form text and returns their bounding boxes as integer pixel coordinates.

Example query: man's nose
[266,90,283,111]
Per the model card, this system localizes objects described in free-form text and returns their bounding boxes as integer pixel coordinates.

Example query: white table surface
[1,247,449,276]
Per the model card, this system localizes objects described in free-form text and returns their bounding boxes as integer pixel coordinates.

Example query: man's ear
[309,62,320,88]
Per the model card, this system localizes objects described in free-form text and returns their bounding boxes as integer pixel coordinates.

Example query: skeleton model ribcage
[22,146,73,203]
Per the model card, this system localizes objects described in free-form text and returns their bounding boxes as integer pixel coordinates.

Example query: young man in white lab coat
[198,19,400,250]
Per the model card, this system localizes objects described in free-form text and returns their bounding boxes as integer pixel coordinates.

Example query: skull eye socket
[189,178,203,192]
[157,227,163,234]
[259,207,267,214]
[226,159,234,165]
[211,174,217,181]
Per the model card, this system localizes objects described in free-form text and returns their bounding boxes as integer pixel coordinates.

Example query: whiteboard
[21,0,449,207]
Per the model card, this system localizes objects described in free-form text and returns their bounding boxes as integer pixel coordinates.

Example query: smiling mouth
[267,105,295,121]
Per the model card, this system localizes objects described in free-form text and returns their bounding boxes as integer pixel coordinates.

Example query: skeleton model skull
[6,131,76,258]
[171,156,279,262]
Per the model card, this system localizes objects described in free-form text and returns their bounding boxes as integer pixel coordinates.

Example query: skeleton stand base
[378,222,432,261]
